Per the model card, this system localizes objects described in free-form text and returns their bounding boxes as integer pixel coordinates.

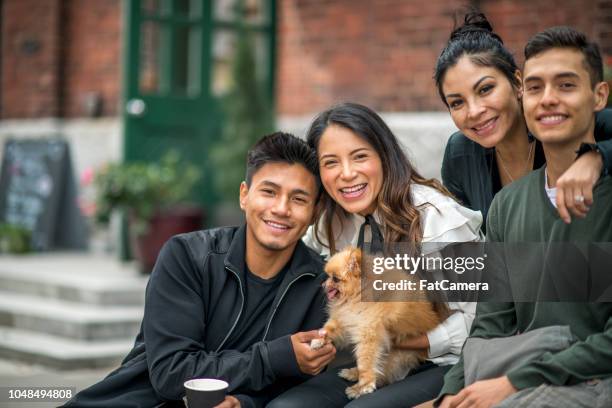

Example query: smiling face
[442,55,524,148]
[317,125,383,216]
[240,162,317,254]
[522,48,609,146]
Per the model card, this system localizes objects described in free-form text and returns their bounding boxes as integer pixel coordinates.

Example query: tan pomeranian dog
[310,247,446,399]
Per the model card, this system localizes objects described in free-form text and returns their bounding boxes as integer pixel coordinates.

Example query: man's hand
[213,395,240,408]
[291,330,336,375]
[439,376,517,408]
[556,150,603,223]
[437,393,455,408]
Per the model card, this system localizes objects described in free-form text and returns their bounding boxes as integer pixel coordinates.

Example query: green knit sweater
[439,167,612,396]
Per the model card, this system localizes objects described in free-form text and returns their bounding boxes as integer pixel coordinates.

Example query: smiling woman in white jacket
[267,102,482,408]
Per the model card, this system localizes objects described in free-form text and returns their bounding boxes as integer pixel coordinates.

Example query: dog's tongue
[326,288,338,300]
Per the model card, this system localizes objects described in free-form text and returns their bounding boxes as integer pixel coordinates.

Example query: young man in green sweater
[437,27,612,408]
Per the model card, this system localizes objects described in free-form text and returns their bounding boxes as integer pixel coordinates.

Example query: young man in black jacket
[63,132,335,408]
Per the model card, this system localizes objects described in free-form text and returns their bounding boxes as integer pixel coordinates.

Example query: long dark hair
[434,11,520,106]
[306,102,452,254]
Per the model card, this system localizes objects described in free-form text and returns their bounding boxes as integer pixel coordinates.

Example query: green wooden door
[123,0,275,217]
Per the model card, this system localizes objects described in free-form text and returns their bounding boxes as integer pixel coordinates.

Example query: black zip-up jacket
[63,225,327,408]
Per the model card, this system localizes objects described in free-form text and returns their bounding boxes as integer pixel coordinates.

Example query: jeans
[267,362,450,408]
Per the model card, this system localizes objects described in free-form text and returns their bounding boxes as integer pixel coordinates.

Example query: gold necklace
[496,141,534,182]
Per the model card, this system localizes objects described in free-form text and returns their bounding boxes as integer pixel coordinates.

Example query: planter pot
[130,205,204,273]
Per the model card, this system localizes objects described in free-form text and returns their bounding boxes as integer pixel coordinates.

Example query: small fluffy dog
[311,247,446,399]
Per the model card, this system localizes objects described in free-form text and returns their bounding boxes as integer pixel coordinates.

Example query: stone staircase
[0,253,147,369]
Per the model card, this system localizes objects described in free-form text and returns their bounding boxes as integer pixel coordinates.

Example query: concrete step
[0,291,143,341]
[0,326,133,370]
[0,254,147,306]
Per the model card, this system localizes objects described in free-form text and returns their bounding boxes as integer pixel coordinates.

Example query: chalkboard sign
[0,139,88,251]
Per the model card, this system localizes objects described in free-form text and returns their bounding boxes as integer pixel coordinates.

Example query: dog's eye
[332,276,340,283]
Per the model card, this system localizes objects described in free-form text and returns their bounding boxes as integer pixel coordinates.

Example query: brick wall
[61,0,122,117]
[595,0,612,56]
[1,0,609,119]
[276,0,612,115]
[478,0,598,66]
[0,0,121,119]
[480,0,612,88]
[276,0,457,114]
[1,0,62,118]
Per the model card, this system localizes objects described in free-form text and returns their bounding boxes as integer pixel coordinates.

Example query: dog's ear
[347,247,362,277]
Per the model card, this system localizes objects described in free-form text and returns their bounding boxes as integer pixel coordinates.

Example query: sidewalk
[0,359,109,407]
[0,252,148,407]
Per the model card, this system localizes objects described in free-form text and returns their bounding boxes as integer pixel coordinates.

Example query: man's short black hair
[524,26,603,87]
[245,132,321,192]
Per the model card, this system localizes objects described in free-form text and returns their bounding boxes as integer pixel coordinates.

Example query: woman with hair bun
[436,11,612,229]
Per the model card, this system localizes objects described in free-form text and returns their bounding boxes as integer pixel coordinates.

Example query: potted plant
[0,223,31,254]
[94,151,203,272]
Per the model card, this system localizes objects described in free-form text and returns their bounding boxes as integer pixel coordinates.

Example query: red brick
[276,0,611,114]
[2,0,609,118]
[61,0,121,118]
[1,0,62,118]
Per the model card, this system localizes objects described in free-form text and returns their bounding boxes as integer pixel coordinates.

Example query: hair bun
[450,11,503,44]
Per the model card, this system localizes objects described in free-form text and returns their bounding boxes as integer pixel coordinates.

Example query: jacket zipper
[262,273,315,341]
[215,266,245,352]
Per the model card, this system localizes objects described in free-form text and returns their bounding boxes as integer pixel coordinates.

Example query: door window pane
[250,32,269,82]
[214,0,266,23]
[139,22,161,94]
[142,0,201,17]
[172,25,201,96]
[211,29,269,97]
[244,0,266,24]
[141,0,160,16]
[172,0,202,18]
[214,0,238,22]
[211,30,236,96]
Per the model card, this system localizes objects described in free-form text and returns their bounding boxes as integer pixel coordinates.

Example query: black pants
[267,362,451,408]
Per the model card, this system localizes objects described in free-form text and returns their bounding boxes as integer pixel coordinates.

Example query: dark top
[442,109,612,232]
[227,263,288,351]
[63,225,327,408]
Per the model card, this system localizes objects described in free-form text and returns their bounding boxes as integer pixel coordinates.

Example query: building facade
[1,0,611,221]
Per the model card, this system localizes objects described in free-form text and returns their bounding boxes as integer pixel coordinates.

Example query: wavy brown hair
[307,102,453,254]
